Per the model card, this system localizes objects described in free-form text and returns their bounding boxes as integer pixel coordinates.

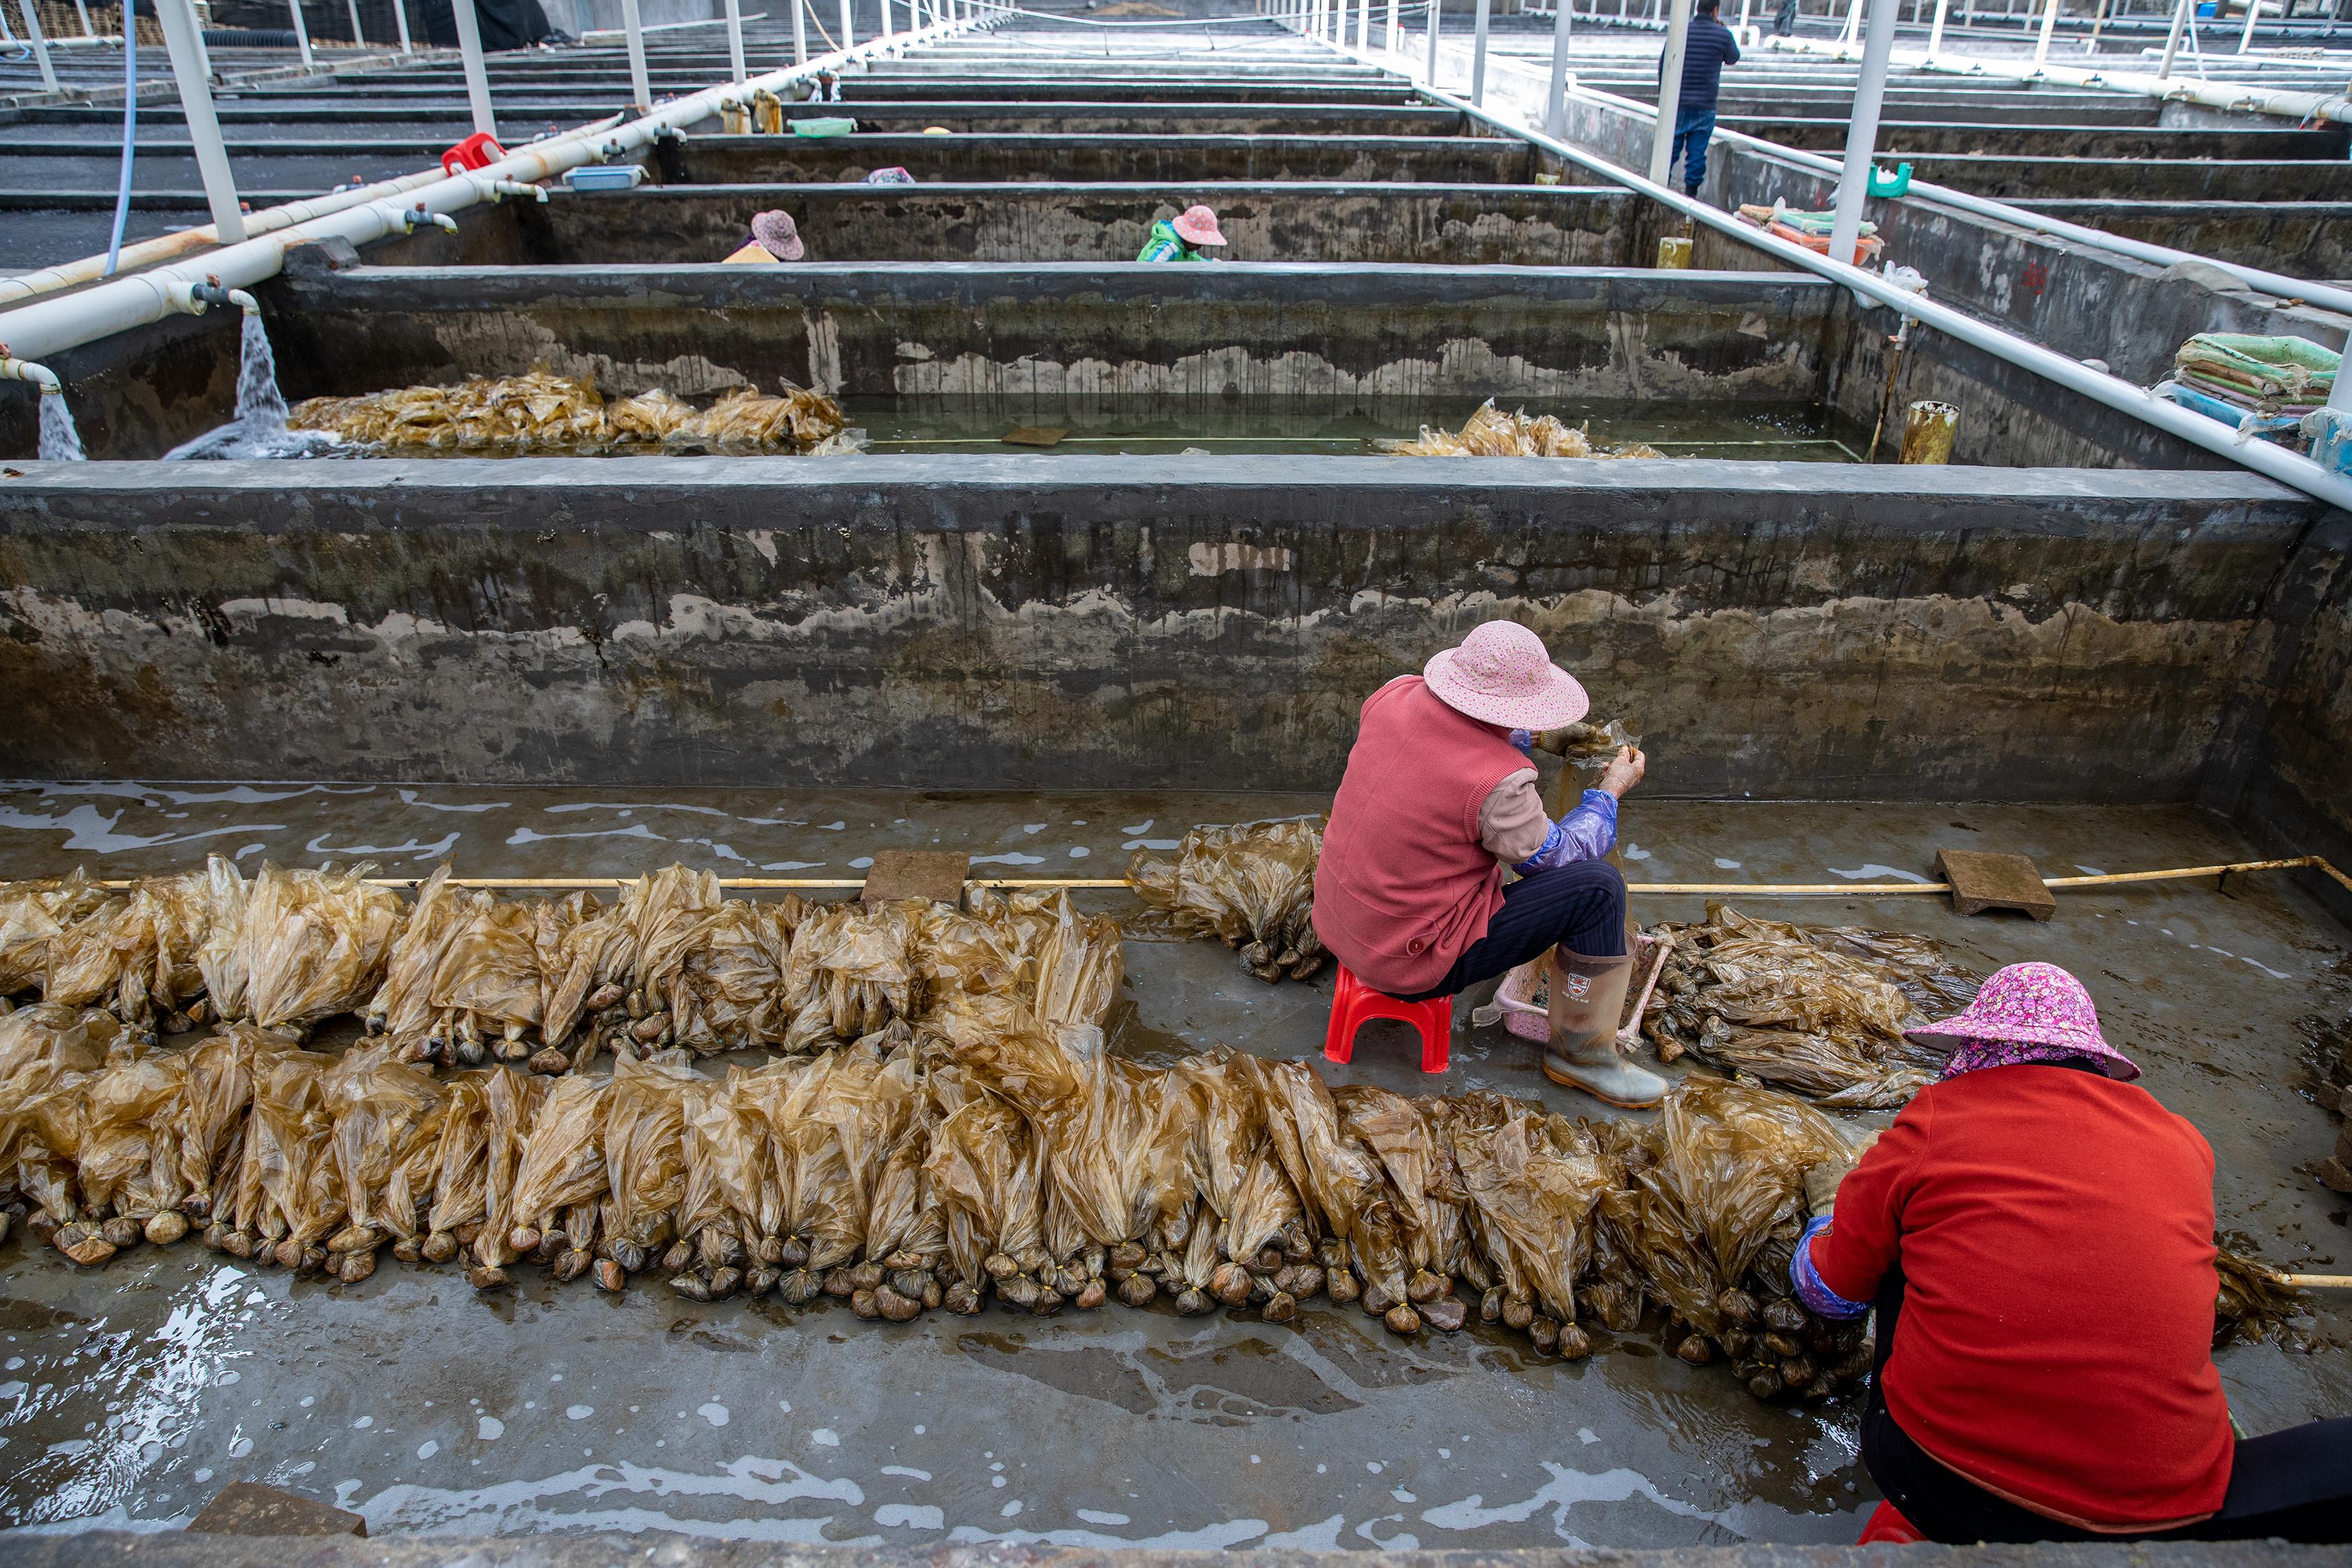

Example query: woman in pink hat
[1135,204,1226,262]
[1310,620,1660,1105]
[1795,962,2348,1543]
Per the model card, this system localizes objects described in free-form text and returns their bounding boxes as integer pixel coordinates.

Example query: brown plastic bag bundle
[1027,892,1125,1060]
[232,1047,341,1263]
[239,864,406,1030]
[1445,1090,1611,1329]
[507,1073,612,1247]
[688,385,848,450]
[965,1026,1190,1249]
[0,872,108,996]
[913,904,1025,1004]
[609,388,699,442]
[1380,400,1662,460]
[428,891,547,1048]
[1128,820,1326,984]
[1260,1060,1410,1315]
[194,858,253,1022]
[924,1090,1046,1288]
[75,1046,191,1223]
[365,865,465,1051]
[42,895,136,1013]
[676,899,798,1054]
[320,1042,445,1264]
[1657,1077,1851,1290]
[1174,1051,1303,1266]
[467,1065,549,1275]
[174,1023,299,1224]
[780,900,915,1054]
[601,1051,697,1270]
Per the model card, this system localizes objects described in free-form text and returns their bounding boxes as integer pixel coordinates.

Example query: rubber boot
[1543,945,1667,1109]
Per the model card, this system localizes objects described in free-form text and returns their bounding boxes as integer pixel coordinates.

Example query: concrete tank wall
[0,458,2320,804]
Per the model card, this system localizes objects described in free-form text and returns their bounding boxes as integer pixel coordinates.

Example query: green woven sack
[2174,333,2339,399]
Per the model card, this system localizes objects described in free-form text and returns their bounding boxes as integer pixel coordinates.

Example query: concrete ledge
[0,1532,2345,1568]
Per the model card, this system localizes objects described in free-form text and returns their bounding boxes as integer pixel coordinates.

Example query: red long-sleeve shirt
[1812,1064,2233,1532]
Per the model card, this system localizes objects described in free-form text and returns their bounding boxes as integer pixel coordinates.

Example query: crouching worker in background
[1794,962,2352,1544]
[1310,621,1662,1107]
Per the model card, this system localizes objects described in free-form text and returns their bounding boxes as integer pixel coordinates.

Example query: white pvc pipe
[1386,0,1399,50]
[1648,0,1693,184]
[1424,0,1440,85]
[0,14,979,369]
[1357,0,1371,48]
[839,0,855,50]
[1546,0,1575,133]
[880,0,895,39]
[724,0,748,78]
[617,0,652,109]
[1471,0,1491,102]
[2237,0,2264,48]
[15,0,59,92]
[2031,0,2058,62]
[73,0,91,35]
[286,0,314,66]
[1828,0,1899,266]
[793,0,807,62]
[1925,0,1946,52]
[153,0,245,244]
[2158,0,2190,74]
[346,0,367,45]
[391,0,412,52]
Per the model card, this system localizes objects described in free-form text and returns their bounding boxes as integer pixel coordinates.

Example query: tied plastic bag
[322,1042,446,1247]
[676,898,798,1054]
[1379,400,1663,460]
[780,900,915,1054]
[1174,1050,1302,1265]
[239,864,405,1030]
[1657,1077,1851,1291]
[601,1051,698,1266]
[1128,820,1325,984]
[1443,1091,1612,1325]
[1644,905,1977,1107]
[0,871,109,997]
[1026,892,1124,1060]
[1260,1060,1409,1309]
[76,1046,191,1222]
[472,1066,549,1270]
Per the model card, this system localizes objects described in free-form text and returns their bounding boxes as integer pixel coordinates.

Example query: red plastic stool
[440,132,507,176]
[1856,1502,1924,1545]
[1323,962,1451,1073]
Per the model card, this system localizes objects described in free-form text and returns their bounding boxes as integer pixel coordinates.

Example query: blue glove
[1508,728,1535,758]
[1790,1215,1870,1320]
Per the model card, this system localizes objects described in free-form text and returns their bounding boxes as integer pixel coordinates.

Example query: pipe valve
[0,344,63,394]
[399,204,461,234]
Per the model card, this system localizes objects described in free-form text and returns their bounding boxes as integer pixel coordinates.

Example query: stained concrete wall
[362,182,1639,267]
[2014,200,2352,286]
[769,102,1475,134]
[658,132,1556,184]
[7,256,1832,460]
[1712,121,2347,161]
[2232,508,2352,918]
[0,458,2321,802]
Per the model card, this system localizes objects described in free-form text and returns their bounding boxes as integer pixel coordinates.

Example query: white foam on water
[304,831,461,862]
[352,1455,872,1541]
[1712,858,1742,871]
[478,1418,504,1440]
[1075,1509,1130,1525]
[1416,1460,1736,1541]
[970,853,1045,866]
[761,861,827,871]
[0,804,286,855]
[1262,1514,1346,1549]
[875,1504,943,1530]
[546,802,732,818]
[878,1465,928,1480]
[944,1517,1271,1550]
[1121,839,1180,851]
[399,791,510,814]
[698,1404,729,1427]
[507,824,666,846]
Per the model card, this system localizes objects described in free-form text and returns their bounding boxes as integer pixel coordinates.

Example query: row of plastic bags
[0,862,1126,1068]
[1128,820,1326,984]
[285,370,853,455]
[1642,906,1983,1109]
[0,978,1886,1403]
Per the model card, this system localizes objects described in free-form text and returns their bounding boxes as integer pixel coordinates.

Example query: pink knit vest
[1311,676,1530,995]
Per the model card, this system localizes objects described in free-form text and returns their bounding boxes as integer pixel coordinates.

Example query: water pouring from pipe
[2,347,84,462]
[163,293,344,461]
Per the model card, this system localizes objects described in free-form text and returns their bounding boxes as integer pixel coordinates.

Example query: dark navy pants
[1398,860,1626,1003]
[1670,106,1718,192]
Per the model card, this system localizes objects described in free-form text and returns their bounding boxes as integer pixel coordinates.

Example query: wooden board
[189,1482,368,1538]
[1002,426,1069,447]
[1935,848,2057,921]
[862,849,972,907]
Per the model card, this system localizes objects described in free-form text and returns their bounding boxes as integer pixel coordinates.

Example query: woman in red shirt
[1794,962,2349,1542]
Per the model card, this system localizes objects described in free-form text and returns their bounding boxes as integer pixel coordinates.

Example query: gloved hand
[1508,728,1536,758]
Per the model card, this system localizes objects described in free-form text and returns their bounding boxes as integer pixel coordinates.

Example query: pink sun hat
[1905,961,2141,1080]
[1171,204,1227,246]
[1422,622,1590,731]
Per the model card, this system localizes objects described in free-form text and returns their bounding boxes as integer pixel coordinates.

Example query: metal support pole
[1926,0,1947,50]
[452,0,500,132]
[286,0,314,66]
[14,0,58,92]
[1358,0,1371,46]
[2239,0,2264,48]
[73,0,92,36]
[153,0,244,242]
[1828,0,1899,267]
[724,0,747,78]
[792,0,807,62]
[2158,0,2189,73]
[1546,0,1574,132]
[346,0,366,43]
[1424,0,1441,80]
[1840,0,1863,41]
[1471,0,1491,102]
[1386,0,1399,49]
[391,0,413,52]
[879,0,895,40]
[839,0,855,52]
[616,0,652,110]
[2032,0,2059,63]
[1648,0,1695,183]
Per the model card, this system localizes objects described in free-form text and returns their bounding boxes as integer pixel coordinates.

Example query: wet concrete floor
[0,784,2343,1546]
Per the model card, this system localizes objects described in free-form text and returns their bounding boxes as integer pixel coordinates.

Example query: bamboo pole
[2278,1273,2352,1289]
[86,856,2352,898]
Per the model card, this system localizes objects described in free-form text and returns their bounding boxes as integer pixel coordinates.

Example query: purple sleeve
[1511,790,1618,876]
[1791,1216,1871,1320]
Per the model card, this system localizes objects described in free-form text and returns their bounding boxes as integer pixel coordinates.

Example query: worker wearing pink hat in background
[1135,204,1227,262]
[1310,621,1660,1106]
[1792,961,2351,1544]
